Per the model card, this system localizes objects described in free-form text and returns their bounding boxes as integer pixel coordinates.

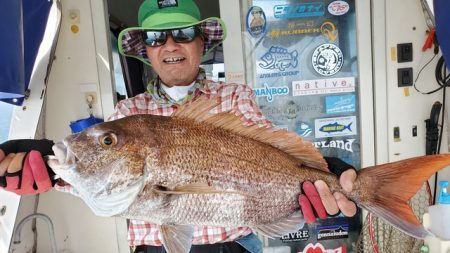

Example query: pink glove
[298,181,328,224]
[1,151,53,195]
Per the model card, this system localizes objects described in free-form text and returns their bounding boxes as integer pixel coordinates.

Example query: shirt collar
[146,70,207,105]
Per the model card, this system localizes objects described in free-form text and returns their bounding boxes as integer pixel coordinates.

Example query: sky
[0,102,13,142]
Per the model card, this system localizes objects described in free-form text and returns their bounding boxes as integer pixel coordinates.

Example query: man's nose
[163,35,179,50]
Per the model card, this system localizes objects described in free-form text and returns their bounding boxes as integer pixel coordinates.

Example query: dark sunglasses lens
[172,27,197,43]
[142,31,167,47]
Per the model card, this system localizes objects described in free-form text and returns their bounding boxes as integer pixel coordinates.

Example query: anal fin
[255,211,305,239]
[160,224,194,253]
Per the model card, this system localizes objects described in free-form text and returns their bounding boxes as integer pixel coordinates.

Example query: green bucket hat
[118,0,227,66]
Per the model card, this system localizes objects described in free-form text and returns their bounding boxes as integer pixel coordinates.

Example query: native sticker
[325,94,356,114]
[246,6,266,38]
[292,77,355,96]
[328,1,350,16]
[315,116,357,138]
[312,44,344,76]
[158,0,178,8]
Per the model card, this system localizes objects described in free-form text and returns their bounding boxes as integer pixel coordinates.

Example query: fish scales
[124,116,338,226]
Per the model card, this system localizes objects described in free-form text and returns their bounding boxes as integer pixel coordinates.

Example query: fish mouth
[51,141,78,168]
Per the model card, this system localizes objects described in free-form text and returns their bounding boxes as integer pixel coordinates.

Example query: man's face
[146,34,204,87]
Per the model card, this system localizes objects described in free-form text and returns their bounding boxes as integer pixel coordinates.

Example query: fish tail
[352,154,450,238]
[346,122,353,131]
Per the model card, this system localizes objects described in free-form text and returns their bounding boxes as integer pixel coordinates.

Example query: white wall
[35,0,125,252]
[377,0,450,185]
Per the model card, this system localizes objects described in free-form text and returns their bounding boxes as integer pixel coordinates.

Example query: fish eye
[99,133,118,148]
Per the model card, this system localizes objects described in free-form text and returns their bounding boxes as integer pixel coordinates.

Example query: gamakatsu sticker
[311,44,344,76]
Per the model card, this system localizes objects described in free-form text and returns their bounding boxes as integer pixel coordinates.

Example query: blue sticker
[295,121,313,138]
[259,46,298,71]
[246,6,266,38]
[253,84,289,102]
[316,224,349,240]
[325,94,355,114]
[274,3,325,19]
[315,116,357,138]
[320,122,351,133]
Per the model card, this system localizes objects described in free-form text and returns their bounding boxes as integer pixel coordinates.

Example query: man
[0,0,357,252]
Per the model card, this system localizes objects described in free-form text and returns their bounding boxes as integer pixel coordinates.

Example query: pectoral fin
[255,211,305,239]
[160,224,194,253]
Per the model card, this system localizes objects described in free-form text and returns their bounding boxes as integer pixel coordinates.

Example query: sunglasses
[141,26,202,47]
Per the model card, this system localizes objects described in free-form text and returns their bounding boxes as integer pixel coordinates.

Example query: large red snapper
[48,97,450,253]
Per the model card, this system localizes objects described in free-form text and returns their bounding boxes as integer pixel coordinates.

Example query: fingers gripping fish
[48,97,450,253]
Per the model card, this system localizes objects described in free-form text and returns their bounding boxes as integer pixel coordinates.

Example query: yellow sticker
[403,87,410,97]
[71,25,79,34]
[391,47,397,61]
[321,22,338,41]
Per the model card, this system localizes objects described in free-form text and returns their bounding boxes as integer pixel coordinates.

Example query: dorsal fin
[173,97,327,170]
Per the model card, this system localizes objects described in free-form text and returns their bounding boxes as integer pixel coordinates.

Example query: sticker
[321,22,338,41]
[157,0,178,8]
[259,71,300,79]
[246,6,266,38]
[313,138,356,153]
[285,100,300,119]
[325,94,356,114]
[312,44,344,76]
[283,101,322,119]
[260,105,283,118]
[253,84,289,102]
[270,27,320,38]
[259,46,298,71]
[300,243,347,253]
[288,20,316,29]
[271,21,336,39]
[316,224,349,240]
[292,77,355,96]
[274,3,325,19]
[226,72,245,84]
[328,1,350,16]
[315,116,357,138]
[281,228,310,242]
[295,121,313,138]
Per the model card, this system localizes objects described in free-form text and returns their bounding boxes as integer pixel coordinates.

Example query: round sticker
[328,1,350,16]
[311,44,344,76]
[246,6,266,38]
